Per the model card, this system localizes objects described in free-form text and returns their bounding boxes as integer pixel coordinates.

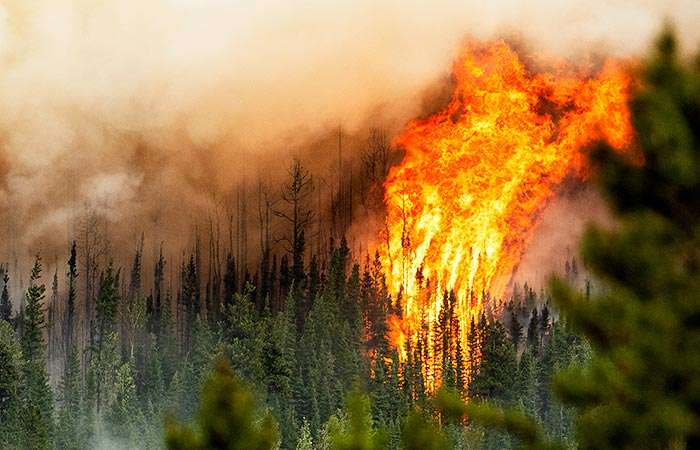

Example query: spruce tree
[57,344,81,450]
[469,321,517,404]
[165,357,278,450]
[546,30,700,449]
[295,419,313,450]
[89,261,121,416]
[20,256,54,449]
[446,28,700,450]
[0,269,11,323]
[107,362,139,443]
[0,320,23,447]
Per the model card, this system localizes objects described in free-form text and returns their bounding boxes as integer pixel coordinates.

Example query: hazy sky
[0,0,697,255]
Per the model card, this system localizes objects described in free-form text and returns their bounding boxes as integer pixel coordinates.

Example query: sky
[0,0,697,261]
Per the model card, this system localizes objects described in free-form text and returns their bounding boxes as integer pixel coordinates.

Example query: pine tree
[64,242,78,362]
[295,419,313,450]
[526,308,540,350]
[107,362,139,443]
[0,320,23,446]
[469,321,517,404]
[59,241,81,450]
[452,29,700,450]
[20,256,54,449]
[0,268,11,323]
[506,301,523,350]
[182,254,201,352]
[329,391,387,450]
[263,295,298,447]
[165,357,278,450]
[57,343,81,450]
[545,30,700,449]
[90,261,121,415]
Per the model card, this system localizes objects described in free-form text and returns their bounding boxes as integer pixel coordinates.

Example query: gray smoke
[0,0,696,264]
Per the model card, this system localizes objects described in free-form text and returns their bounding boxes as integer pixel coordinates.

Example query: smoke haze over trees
[0,2,698,450]
[0,0,698,268]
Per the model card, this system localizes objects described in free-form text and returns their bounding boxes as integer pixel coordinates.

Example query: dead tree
[274,159,315,294]
[360,128,390,214]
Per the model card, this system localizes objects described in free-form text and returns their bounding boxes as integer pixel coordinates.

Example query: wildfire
[381,41,633,388]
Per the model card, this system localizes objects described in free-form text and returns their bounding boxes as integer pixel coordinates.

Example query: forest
[0,26,699,450]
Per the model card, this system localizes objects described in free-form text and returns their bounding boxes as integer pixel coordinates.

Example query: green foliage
[0,320,24,447]
[0,269,11,322]
[107,362,139,442]
[20,256,54,450]
[469,321,518,404]
[56,344,83,450]
[433,389,560,450]
[401,409,451,450]
[13,28,700,448]
[165,357,279,450]
[329,391,388,450]
[457,28,700,450]
[549,29,700,449]
[295,419,314,450]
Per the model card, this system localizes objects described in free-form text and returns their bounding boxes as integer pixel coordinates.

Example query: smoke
[0,0,697,261]
[512,181,613,290]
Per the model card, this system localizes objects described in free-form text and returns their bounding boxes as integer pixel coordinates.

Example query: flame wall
[381,41,633,388]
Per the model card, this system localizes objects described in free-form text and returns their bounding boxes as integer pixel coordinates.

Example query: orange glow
[381,41,633,389]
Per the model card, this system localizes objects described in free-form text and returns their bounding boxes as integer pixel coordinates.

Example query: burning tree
[444,29,700,450]
[381,40,634,390]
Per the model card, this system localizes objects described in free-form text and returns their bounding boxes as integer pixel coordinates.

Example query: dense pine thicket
[2,27,696,450]
[0,216,589,450]
[0,180,592,447]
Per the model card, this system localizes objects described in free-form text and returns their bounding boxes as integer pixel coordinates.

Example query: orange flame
[381,41,633,388]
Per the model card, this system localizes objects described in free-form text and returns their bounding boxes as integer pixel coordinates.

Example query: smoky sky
[0,0,697,259]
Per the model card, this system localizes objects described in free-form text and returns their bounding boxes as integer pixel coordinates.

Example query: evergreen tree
[20,256,54,449]
[91,261,121,415]
[526,309,540,351]
[469,321,517,404]
[107,362,139,443]
[295,419,314,450]
[263,295,298,447]
[0,320,23,447]
[0,268,11,323]
[329,391,387,450]
[165,357,278,450]
[506,301,523,350]
[57,343,82,450]
[546,30,700,449]
[64,242,78,362]
[59,240,81,450]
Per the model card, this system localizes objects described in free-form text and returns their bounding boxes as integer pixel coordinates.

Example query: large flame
[381,41,633,387]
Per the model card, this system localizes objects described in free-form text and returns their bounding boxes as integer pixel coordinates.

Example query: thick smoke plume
[0,0,697,266]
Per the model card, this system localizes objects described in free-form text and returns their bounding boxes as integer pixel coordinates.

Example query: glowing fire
[381,41,633,387]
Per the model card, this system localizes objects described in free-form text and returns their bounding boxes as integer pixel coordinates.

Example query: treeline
[0,221,589,449]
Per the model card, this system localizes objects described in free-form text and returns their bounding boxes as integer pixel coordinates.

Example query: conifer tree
[20,256,54,449]
[0,320,23,447]
[165,357,278,450]
[469,321,517,404]
[295,419,314,450]
[545,30,700,449]
[526,309,540,350]
[0,268,11,323]
[448,28,700,450]
[89,261,122,417]
[57,344,81,450]
[329,391,387,450]
[107,362,139,443]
